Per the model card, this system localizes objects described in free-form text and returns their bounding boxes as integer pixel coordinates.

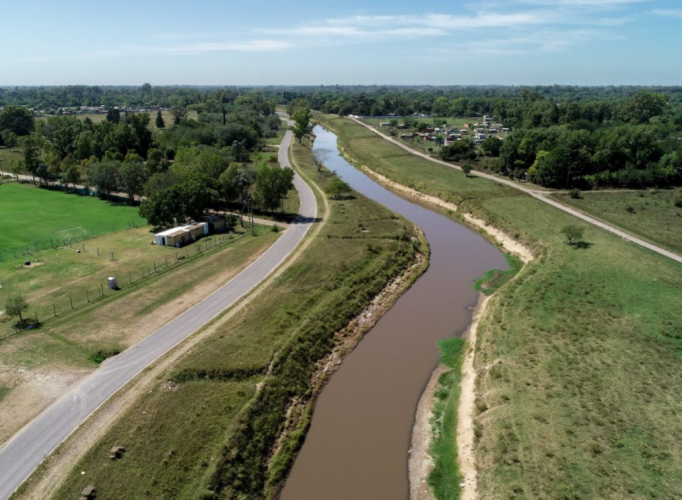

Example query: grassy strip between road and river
[29,137,427,500]
[315,114,682,500]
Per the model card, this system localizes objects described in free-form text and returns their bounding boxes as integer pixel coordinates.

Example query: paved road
[0,125,317,500]
[351,117,682,265]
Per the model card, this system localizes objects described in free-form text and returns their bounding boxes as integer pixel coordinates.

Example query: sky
[1,0,681,86]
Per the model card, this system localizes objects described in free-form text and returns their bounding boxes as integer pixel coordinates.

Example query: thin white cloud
[136,39,295,55]
[652,9,682,18]
[519,0,651,5]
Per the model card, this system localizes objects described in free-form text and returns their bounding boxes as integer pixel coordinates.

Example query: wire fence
[0,231,250,340]
[0,220,146,263]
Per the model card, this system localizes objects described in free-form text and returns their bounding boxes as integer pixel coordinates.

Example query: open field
[68,109,198,131]
[316,115,682,499]
[0,147,22,171]
[0,181,281,445]
[0,183,145,252]
[554,189,682,255]
[0,225,277,445]
[43,140,421,500]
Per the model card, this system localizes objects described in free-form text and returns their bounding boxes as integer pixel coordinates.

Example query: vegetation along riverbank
[315,113,682,500]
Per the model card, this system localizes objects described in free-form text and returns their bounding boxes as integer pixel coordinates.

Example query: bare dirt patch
[0,364,91,445]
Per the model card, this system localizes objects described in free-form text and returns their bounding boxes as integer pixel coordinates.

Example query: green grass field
[554,189,682,255]
[316,115,682,500]
[0,183,146,252]
[0,147,22,171]
[70,109,198,131]
[44,140,422,500]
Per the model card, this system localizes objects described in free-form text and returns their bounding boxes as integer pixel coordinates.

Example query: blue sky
[2,0,681,85]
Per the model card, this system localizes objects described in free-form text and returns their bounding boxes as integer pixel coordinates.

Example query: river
[280,126,507,500]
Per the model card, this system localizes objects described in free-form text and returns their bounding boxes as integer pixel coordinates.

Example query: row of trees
[497,125,681,188]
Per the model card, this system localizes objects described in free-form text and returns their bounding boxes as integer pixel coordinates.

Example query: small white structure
[107,277,118,290]
[154,222,209,247]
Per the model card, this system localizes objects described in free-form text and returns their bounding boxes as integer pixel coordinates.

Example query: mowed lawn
[554,189,682,255]
[0,183,146,251]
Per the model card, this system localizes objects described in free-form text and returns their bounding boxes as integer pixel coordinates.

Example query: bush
[570,188,582,199]
[326,178,353,200]
[674,196,682,208]
[561,225,585,245]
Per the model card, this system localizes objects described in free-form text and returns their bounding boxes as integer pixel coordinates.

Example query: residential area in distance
[0,1,681,500]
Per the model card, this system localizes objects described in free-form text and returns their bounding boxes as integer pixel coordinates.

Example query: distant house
[476,133,486,140]
[397,124,408,129]
[154,222,209,247]
[463,123,471,128]
[379,122,391,127]
[502,127,510,133]
[400,133,415,139]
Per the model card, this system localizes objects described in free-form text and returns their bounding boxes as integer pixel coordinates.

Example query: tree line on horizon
[0,92,294,228]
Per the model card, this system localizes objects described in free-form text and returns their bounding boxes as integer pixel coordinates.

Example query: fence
[1,231,251,340]
[0,219,146,263]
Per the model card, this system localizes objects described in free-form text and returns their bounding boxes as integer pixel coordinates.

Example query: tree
[292,106,311,144]
[155,110,165,129]
[481,137,502,157]
[171,105,188,125]
[139,187,185,228]
[62,164,81,193]
[255,165,294,213]
[326,178,352,199]
[5,293,29,323]
[87,161,120,199]
[106,108,121,124]
[2,129,18,150]
[624,90,666,124]
[229,140,249,163]
[119,157,148,204]
[561,225,585,245]
[462,164,473,177]
[0,106,35,136]
[312,149,329,172]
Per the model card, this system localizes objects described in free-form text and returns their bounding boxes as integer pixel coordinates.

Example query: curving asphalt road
[350,117,682,265]
[0,124,317,500]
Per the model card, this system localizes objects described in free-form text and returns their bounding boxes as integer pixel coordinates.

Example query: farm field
[554,189,682,255]
[38,141,422,500]
[317,115,682,500]
[0,183,145,252]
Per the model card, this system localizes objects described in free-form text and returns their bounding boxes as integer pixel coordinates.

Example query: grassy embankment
[316,114,682,499]
[46,139,423,500]
[554,189,682,255]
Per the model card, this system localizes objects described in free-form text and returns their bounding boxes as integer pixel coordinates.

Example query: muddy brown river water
[280,126,506,500]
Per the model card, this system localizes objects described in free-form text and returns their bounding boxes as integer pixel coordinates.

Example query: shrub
[674,196,682,208]
[325,178,352,200]
[561,225,585,245]
[570,188,582,199]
